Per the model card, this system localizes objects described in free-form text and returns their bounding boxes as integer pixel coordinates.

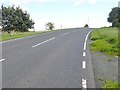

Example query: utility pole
[87,17,89,25]
[60,24,62,29]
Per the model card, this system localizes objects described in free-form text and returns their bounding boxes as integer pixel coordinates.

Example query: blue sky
[1,0,119,31]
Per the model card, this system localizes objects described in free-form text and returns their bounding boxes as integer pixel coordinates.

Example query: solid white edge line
[0,59,5,62]
[32,37,55,48]
[85,34,88,42]
[83,52,86,56]
[83,42,87,50]
[85,30,93,42]
[82,61,86,69]
[82,79,87,88]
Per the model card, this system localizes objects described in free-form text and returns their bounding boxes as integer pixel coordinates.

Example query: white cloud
[9,0,36,5]
[74,0,98,6]
[74,0,85,6]
[74,0,119,6]
[1,0,98,7]
[7,0,73,5]
[88,0,97,4]
[2,0,119,6]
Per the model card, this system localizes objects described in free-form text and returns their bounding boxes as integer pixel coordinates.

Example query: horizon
[1,0,119,31]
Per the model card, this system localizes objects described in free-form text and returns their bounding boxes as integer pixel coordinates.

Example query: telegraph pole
[87,17,89,25]
[60,24,62,29]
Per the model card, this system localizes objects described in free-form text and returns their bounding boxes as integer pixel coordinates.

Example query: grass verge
[90,27,119,56]
[103,80,120,89]
[0,30,54,42]
[90,27,119,88]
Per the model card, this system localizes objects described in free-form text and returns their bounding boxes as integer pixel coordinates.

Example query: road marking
[82,31,93,89]
[83,30,93,56]
[82,61,86,69]
[85,34,89,42]
[60,32,69,36]
[82,79,87,88]
[83,52,86,56]
[0,59,5,62]
[85,30,93,42]
[83,42,87,50]
[32,37,55,48]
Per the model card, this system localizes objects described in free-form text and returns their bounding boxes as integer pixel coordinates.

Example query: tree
[107,7,120,27]
[1,5,35,32]
[84,24,89,27]
[0,9,2,24]
[2,5,12,32]
[45,22,54,30]
[0,9,2,30]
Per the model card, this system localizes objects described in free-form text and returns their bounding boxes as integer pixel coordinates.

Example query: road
[1,28,95,88]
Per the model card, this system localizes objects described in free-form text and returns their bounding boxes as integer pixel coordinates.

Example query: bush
[103,80,120,89]
[84,24,89,27]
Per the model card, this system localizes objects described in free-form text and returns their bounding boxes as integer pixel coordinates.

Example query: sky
[0,0,120,31]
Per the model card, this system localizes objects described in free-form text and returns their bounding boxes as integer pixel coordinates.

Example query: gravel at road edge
[88,39,118,88]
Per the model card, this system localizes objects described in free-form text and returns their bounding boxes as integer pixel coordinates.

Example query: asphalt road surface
[1,28,95,88]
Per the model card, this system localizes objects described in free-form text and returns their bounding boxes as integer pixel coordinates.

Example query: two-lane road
[2,28,95,88]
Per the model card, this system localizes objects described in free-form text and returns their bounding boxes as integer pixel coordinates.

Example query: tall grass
[90,27,119,56]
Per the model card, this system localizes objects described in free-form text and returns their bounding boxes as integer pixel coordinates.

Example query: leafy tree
[84,24,89,27]
[1,5,35,32]
[0,9,2,26]
[118,6,120,28]
[45,22,54,30]
[2,5,11,32]
[107,7,120,27]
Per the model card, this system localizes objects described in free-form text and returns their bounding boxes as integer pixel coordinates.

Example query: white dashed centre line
[81,31,93,88]
[60,32,69,36]
[82,61,86,69]
[0,59,5,62]
[82,79,87,88]
[83,42,87,50]
[85,30,92,42]
[83,52,86,56]
[32,37,55,48]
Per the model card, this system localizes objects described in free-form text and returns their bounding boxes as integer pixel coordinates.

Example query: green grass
[90,27,119,56]
[0,30,54,42]
[103,80,120,89]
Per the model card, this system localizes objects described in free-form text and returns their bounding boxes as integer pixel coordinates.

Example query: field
[90,27,119,56]
[0,31,53,42]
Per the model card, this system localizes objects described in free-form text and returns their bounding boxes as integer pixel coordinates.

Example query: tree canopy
[1,5,35,32]
[84,24,89,27]
[107,7,120,27]
[0,9,2,28]
[45,22,55,30]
